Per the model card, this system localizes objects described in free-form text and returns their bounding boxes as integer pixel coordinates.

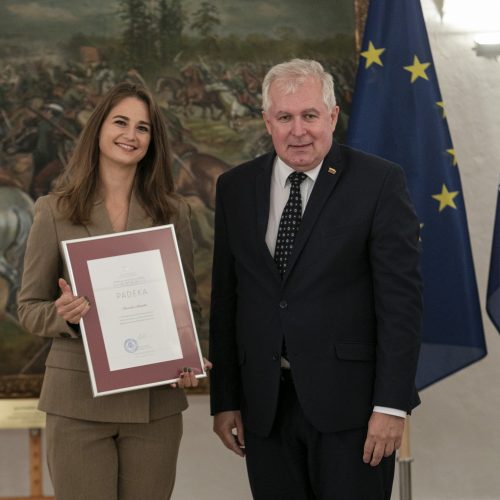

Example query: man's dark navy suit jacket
[209,142,422,437]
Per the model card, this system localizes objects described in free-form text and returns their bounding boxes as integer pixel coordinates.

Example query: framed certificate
[61,225,205,397]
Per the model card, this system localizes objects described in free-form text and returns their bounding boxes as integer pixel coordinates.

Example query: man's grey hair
[261,59,336,112]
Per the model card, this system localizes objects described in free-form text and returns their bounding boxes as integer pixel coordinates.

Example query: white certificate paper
[87,249,183,371]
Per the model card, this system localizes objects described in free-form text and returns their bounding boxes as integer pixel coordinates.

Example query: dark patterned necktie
[274,171,307,277]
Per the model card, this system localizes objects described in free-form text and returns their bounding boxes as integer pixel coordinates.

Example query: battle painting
[0,0,357,397]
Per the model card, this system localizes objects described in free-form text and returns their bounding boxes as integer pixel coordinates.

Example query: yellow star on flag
[360,41,386,68]
[404,55,431,83]
[432,184,459,212]
[436,101,446,118]
[446,148,457,166]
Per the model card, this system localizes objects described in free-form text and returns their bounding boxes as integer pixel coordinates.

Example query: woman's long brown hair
[54,82,177,225]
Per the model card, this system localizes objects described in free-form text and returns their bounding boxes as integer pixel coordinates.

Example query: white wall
[398,1,500,499]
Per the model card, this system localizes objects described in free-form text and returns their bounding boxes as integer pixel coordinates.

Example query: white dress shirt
[265,156,321,254]
[265,156,406,419]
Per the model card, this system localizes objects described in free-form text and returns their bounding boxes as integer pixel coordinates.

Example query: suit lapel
[84,188,152,237]
[84,199,113,237]
[126,190,152,231]
[283,143,344,283]
[255,154,282,281]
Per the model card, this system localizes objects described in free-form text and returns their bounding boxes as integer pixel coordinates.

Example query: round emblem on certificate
[124,338,138,353]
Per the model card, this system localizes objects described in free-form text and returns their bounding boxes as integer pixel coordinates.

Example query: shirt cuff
[373,406,407,418]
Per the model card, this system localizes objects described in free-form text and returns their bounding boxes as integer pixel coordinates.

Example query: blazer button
[272,353,280,361]
[279,300,287,309]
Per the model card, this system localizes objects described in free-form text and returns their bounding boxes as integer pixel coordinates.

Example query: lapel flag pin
[328,167,337,175]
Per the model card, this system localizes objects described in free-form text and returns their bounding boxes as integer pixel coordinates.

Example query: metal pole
[399,457,413,500]
[398,415,413,500]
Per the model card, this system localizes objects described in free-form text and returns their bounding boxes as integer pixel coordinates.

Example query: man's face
[263,77,339,172]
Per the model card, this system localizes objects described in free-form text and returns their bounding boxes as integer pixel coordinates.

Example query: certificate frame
[61,225,205,397]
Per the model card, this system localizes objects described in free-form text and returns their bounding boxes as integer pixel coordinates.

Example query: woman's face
[98,96,152,170]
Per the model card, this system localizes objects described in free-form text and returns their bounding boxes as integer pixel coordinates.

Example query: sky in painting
[0,0,354,41]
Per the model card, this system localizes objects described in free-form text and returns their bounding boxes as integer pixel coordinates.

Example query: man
[209,59,422,499]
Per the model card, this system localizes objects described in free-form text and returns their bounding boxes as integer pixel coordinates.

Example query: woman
[18,82,210,500]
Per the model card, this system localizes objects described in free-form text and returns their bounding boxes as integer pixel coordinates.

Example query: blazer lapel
[255,154,282,281]
[126,190,152,231]
[84,189,152,237]
[283,143,344,283]
[85,199,113,237]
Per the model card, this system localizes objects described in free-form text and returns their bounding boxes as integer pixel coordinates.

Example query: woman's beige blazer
[18,192,200,422]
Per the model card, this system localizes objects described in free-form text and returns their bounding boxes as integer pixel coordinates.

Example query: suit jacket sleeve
[370,165,422,411]
[18,196,79,339]
[209,175,241,414]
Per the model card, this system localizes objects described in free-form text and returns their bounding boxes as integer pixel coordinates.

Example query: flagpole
[398,416,413,500]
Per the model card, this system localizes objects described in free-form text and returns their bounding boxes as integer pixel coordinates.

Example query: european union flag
[487,182,500,333]
[347,0,486,389]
